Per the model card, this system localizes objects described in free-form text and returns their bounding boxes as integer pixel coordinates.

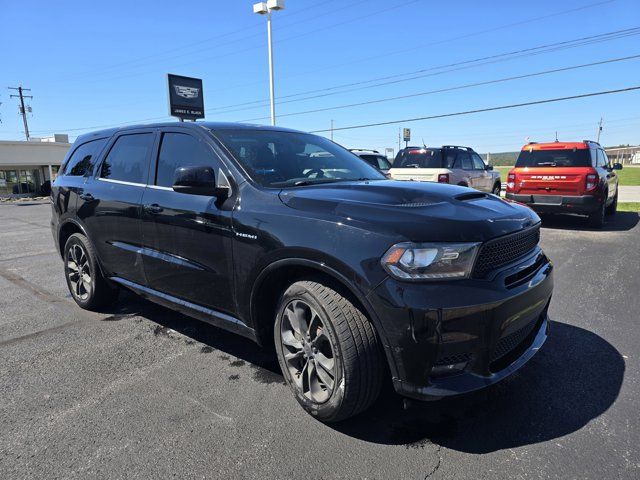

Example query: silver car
[389,145,501,195]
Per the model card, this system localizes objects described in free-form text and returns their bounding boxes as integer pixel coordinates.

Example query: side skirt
[110,276,257,342]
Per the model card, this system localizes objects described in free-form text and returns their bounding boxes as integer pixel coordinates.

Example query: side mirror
[485,164,493,171]
[172,165,230,198]
[612,163,623,170]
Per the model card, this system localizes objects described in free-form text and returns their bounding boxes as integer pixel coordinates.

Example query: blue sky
[1,0,639,153]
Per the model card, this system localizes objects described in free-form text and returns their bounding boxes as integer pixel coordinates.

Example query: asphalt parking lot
[1,202,639,479]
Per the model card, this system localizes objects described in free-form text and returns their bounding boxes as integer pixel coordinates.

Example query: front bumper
[506,192,600,214]
[367,248,553,401]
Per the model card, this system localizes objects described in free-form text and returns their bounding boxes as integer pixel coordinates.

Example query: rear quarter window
[61,138,107,177]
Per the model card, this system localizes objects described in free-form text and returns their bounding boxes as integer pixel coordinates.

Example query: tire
[492,182,501,196]
[587,200,606,229]
[606,190,618,216]
[274,280,383,423]
[64,233,119,310]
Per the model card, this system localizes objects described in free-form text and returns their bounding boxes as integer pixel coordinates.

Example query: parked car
[349,149,392,175]
[51,122,552,422]
[505,140,622,228]
[389,145,502,195]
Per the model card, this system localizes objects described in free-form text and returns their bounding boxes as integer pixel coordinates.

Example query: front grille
[491,317,539,363]
[473,224,541,278]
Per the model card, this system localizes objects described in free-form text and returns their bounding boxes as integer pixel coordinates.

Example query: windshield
[515,148,591,167]
[212,129,385,187]
[394,149,443,168]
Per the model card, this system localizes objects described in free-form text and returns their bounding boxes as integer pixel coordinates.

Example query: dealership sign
[167,74,205,120]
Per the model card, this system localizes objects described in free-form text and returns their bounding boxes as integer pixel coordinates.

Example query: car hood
[278,180,539,243]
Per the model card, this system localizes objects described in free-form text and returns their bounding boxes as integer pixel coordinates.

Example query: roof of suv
[520,141,600,151]
[73,121,306,144]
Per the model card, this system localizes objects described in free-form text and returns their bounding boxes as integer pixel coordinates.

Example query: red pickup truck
[505,140,622,227]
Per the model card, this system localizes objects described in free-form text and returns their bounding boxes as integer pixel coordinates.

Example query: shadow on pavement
[99,295,625,453]
[333,320,625,452]
[540,211,638,232]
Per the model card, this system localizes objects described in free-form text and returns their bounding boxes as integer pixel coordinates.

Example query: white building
[0,136,71,197]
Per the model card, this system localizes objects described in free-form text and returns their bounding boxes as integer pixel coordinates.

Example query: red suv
[505,140,623,227]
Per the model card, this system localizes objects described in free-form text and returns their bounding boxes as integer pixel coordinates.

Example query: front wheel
[64,233,119,310]
[274,281,383,423]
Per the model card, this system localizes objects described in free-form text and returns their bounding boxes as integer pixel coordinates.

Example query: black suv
[51,122,553,422]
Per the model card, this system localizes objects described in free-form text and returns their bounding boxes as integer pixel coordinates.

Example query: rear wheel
[492,182,501,196]
[606,190,618,216]
[64,233,118,310]
[274,280,383,423]
[588,200,606,228]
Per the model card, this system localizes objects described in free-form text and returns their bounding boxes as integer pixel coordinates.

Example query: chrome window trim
[97,177,146,188]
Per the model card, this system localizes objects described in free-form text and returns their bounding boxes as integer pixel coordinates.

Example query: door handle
[79,192,95,202]
[144,203,163,214]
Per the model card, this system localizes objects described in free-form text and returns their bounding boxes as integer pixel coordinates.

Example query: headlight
[381,242,480,281]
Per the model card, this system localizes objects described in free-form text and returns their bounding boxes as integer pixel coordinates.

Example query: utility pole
[596,117,603,143]
[9,86,33,140]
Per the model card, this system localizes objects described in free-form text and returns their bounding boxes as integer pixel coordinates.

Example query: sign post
[402,128,411,148]
[167,74,205,121]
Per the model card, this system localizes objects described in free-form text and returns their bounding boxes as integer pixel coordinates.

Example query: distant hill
[479,151,518,166]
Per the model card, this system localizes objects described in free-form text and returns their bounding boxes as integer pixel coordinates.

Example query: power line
[207,26,640,116]
[204,0,621,100]
[237,54,640,122]
[51,0,357,84]
[309,86,640,133]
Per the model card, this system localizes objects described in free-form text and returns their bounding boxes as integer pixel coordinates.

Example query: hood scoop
[455,192,488,201]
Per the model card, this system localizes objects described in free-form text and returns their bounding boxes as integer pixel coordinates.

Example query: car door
[598,148,617,201]
[471,152,491,192]
[456,151,475,187]
[77,130,155,285]
[139,128,236,314]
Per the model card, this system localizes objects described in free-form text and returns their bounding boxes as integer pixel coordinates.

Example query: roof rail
[583,139,600,146]
[442,145,471,150]
[349,148,380,153]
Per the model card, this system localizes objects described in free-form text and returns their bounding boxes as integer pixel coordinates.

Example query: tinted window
[156,133,219,187]
[395,149,443,168]
[63,138,107,176]
[515,148,591,167]
[457,151,473,169]
[597,149,609,168]
[360,154,391,170]
[213,129,384,187]
[471,153,485,170]
[100,133,153,184]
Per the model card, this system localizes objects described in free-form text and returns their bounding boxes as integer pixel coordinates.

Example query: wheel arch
[58,219,88,259]
[249,258,397,376]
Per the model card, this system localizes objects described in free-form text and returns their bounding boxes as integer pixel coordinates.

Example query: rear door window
[155,133,221,187]
[62,138,107,176]
[360,154,391,170]
[100,133,154,184]
[515,148,591,167]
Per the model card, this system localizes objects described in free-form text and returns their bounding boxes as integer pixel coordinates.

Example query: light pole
[253,0,285,126]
